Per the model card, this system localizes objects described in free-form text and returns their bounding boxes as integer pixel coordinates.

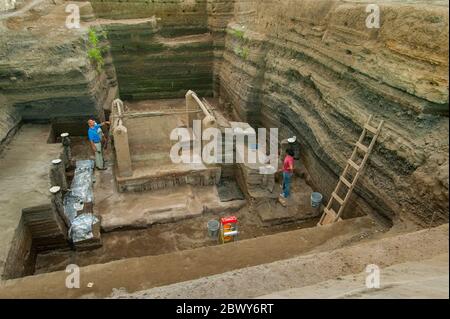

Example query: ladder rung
[332,192,345,205]
[356,142,368,153]
[324,208,337,218]
[364,124,378,135]
[348,159,361,171]
[319,208,336,226]
[320,207,342,225]
[340,176,352,188]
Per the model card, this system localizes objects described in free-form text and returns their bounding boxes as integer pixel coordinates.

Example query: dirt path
[258,254,449,299]
[109,224,448,299]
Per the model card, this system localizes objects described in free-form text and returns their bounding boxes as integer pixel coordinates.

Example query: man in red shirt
[281,148,295,199]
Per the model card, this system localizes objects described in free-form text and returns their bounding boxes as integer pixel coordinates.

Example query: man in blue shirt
[88,119,110,170]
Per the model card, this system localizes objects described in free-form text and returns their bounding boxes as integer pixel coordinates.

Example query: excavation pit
[33,205,322,276]
[0,113,328,280]
[0,0,447,299]
[28,169,325,277]
[0,92,390,284]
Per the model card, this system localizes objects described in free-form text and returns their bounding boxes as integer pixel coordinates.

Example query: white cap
[52,159,62,164]
[61,133,69,138]
[49,186,61,194]
[288,136,297,143]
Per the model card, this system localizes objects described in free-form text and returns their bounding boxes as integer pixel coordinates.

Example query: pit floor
[33,134,319,276]
[34,206,319,275]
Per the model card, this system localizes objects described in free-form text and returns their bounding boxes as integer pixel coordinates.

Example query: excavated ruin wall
[2,217,35,280]
[125,114,181,160]
[217,0,449,226]
[90,0,214,100]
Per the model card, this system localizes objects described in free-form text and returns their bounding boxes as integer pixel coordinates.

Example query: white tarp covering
[69,213,99,243]
[63,160,98,243]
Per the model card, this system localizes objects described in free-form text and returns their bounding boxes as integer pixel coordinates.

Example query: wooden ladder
[318,115,384,226]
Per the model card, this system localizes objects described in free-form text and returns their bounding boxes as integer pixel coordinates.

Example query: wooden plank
[321,208,338,225]
[322,214,334,225]
[348,159,361,171]
[364,124,378,134]
[356,142,368,153]
[318,208,335,226]
[340,176,352,188]
[332,192,345,205]
[325,208,337,217]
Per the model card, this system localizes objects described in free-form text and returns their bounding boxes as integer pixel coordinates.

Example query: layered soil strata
[0,1,116,131]
[217,0,449,226]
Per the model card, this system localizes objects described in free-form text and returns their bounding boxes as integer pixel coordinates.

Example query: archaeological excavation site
[0,0,448,300]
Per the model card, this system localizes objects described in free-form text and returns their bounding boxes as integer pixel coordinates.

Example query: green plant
[234,46,250,60]
[88,28,99,47]
[87,28,105,72]
[88,48,103,68]
[227,27,245,40]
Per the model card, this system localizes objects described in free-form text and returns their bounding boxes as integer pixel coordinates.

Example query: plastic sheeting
[63,195,82,223]
[63,160,97,242]
[71,160,94,203]
[69,214,99,243]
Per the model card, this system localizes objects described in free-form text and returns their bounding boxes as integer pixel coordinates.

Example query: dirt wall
[217,0,449,226]
[91,0,214,100]
[2,217,35,280]
[0,93,21,147]
[124,114,181,159]
[0,1,117,122]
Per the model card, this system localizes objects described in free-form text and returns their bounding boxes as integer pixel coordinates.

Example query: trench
[41,123,324,276]
[3,117,342,280]
[33,209,320,276]
[15,118,324,278]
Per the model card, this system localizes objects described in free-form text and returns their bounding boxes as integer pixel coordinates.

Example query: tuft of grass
[234,46,250,60]
[227,27,245,40]
[426,15,442,23]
